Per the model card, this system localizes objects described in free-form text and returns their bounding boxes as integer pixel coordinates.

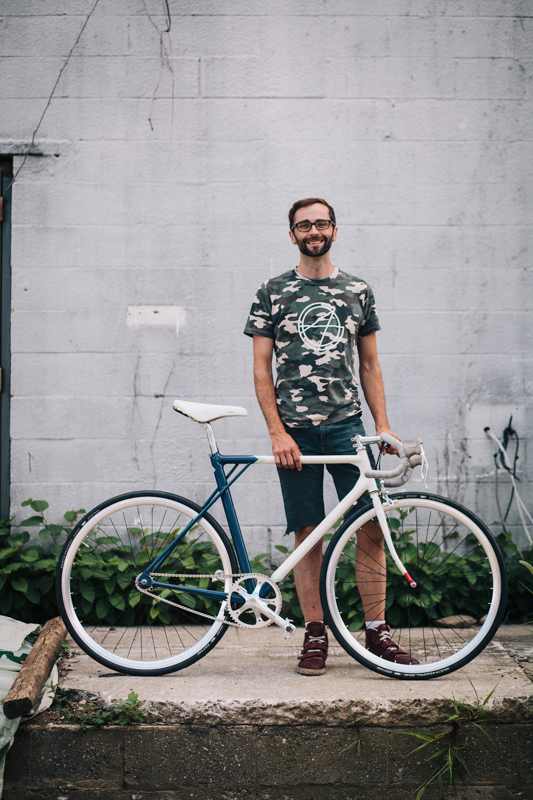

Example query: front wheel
[321,492,507,679]
[57,491,238,675]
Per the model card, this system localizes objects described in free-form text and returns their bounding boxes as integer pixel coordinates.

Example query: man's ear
[289,229,297,245]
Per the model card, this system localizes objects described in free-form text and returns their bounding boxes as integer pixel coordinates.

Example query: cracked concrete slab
[59,625,533,727]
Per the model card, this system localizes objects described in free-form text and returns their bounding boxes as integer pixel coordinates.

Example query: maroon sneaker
[296,621,328,676]
[365,624,420,665]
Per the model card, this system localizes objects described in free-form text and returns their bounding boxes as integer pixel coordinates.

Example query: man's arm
[252,335,302,469]
[357,332,401,454]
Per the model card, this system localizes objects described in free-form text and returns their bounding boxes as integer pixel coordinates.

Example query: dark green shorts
[277,417,377,535]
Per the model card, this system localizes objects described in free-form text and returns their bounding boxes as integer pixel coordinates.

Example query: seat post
[202,423,219,454]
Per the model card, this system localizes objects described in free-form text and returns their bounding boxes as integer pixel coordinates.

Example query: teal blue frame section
[139,452,259,602]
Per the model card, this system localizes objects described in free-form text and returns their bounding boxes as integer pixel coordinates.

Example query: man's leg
[355,521,386,622]
[292,525,329,676]
[293,525,323,622]
[356,522,420,665]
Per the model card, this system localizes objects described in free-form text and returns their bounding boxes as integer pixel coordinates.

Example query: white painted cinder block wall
[1,0,532,556]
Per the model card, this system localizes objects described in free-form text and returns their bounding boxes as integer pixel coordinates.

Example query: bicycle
[56,399,507,681]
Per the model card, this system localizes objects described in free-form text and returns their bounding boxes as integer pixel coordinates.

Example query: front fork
[371,490,418,589]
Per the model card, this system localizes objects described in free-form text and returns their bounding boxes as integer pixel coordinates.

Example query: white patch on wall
[126,306,187,336]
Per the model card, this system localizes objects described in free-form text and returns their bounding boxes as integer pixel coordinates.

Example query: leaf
[12,576,29,593]
[79,582,96,604]
[519,560,533,576]
[37,575,54,593]
[26,583,41,604]
[20,547,40,562]
[3,562,23,574]
[7,531,30,545]
[20,516,44,527]
[96,598,110,619]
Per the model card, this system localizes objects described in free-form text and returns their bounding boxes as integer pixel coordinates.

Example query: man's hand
[377,427,402,457]
[271,430,302,470]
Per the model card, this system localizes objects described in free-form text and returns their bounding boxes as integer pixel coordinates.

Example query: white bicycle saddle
[173,399,248,423]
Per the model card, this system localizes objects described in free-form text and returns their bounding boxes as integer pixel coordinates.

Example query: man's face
[289,203,337,258]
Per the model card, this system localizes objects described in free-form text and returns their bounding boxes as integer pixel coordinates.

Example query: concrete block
[13,181,206,227]
[327,57,455,99]
[201,56,328,98]
[49,55,199,99]
[22,96,201,141]
[3,725,124,788]
[124,726,255,788]
[0,15,85,59]
[455,58,533,100]
[0,57,67,99]
[262,98,393,142]
[11,222,205,269]
[256,725,386,786]
[434,17,532,59]
[461,725,521,783]
[389,98,530,143]
[51,138,210,184]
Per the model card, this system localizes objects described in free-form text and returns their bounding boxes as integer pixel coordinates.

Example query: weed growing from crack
[50,688,146,733]
[115,691,147,726]
[401,678,497,799]
[340,711,364,756]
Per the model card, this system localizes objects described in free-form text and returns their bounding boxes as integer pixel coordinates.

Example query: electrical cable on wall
[485,418,532,549]
[6,0,101,192]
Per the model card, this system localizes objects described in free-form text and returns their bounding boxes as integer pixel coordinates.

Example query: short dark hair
[288,197,336,229]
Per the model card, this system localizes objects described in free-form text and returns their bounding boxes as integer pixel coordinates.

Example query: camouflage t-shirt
[244,268,381,428]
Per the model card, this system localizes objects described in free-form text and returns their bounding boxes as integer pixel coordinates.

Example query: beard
[295,234,334,258]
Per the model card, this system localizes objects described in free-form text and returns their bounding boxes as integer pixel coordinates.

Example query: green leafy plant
[115,691,147,726]
[0,499,85,622]
[62,700,115,733]
[50,688,146,732]
[401,679,496,799]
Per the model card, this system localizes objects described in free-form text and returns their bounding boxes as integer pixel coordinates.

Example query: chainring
[227,573,282,628]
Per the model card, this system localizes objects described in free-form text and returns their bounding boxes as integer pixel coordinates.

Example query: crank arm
[254,597,296,638]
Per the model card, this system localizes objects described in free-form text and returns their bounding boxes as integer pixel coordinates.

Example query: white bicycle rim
[324,496,504,677]
[60,495,234,672]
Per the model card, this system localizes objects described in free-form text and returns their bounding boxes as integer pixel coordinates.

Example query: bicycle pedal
[284,620,296,640]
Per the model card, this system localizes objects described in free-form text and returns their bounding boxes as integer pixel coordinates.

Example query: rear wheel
[57,491,238,675]
[321,493,507,679]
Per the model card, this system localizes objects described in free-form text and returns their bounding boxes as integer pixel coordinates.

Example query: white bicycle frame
[255,436,417,589]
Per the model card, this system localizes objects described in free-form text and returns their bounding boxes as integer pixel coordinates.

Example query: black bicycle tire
[320,491,508,680]
[56,490,239,676]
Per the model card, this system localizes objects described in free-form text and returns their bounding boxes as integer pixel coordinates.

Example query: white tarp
[0,615,57,797]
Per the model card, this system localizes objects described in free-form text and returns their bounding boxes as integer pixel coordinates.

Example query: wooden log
[3,617,67,719]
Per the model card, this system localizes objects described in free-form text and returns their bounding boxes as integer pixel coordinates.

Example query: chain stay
[136,572,271,629]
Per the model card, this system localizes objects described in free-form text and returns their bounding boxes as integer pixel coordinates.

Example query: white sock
[365,620,386,630]
[305,620,324,627]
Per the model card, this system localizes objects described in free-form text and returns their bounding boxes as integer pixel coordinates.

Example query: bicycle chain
[136,572,271,629]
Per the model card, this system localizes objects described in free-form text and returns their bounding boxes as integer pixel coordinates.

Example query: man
[244,198,419,675]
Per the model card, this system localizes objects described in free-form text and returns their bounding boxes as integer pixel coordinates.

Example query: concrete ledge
[57,625,532,727]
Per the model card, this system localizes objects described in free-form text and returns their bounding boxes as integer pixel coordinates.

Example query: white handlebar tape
[364,433,409,480]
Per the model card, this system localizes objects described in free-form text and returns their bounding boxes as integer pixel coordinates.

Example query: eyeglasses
[291,219,334,233]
